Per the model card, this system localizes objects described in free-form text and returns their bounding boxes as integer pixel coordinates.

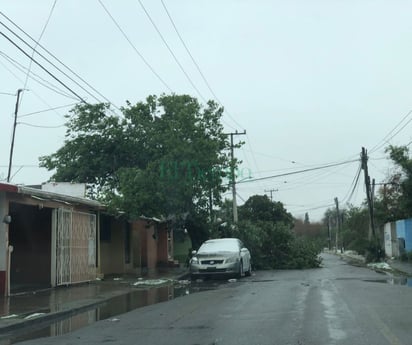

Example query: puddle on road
[363,276,412,286]
[0,281,220,345]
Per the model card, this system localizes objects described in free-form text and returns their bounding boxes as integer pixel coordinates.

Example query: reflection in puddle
[363,276,412,286]
[0,281,218,344]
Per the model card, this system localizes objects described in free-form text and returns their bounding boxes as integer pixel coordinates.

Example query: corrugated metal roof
[0,182,104,209]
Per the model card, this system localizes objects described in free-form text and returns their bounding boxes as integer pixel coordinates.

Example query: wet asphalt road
[17,254,412,345]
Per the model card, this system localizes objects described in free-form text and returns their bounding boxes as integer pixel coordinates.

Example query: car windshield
[197,240,239,253]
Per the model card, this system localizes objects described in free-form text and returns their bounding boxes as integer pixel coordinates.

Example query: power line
[17,121,65,129]
[0,50,78,100]
[20,0,58,108]
[19,102,79,118]
[0,91,15,96]
[0,58,70,119]
[237,158,360,184]
[139,0,206,102]
[0,11,121,111]
[341,161,362,205]
[370,109,412,153]
[160,0,242,130]
[97,0,172,92]
[0,29,86,102]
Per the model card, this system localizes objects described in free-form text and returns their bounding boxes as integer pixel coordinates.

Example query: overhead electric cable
[0,12,120,111]
[0,29,86,102]
[0,58,70,119]
[0,50,78,100]
[18,121,65,128]
[341,161,362,205]
[97,0,172,92]
[370,109,412,153]
[19,102,79,118]
[20,0,58,107]
[160,0,243,130]
[237,158,359,184]
[138,0,206,102]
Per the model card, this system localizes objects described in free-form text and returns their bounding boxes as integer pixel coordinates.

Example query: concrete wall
[135,220,158,273]
[100,218,127,275]
[384,222,399,258]
[157,224,172,266]
[396,219,412,253]
[131,222,141,274]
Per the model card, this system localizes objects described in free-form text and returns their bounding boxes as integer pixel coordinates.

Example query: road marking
[320,280,347,344]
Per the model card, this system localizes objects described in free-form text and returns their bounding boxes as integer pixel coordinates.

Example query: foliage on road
[219,195,322,269]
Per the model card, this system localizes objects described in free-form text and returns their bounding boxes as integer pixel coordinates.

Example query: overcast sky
[1,0,412,221]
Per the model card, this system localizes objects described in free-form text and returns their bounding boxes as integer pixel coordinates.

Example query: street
[17,254,412,345]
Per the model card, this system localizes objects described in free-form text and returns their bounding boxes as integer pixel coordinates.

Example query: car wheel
[245,262,252,276]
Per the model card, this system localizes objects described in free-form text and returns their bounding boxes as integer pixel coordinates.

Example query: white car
[190,238,252,279]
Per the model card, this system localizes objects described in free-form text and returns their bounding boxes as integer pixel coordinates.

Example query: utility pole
[225,130,246,223]
[7,89,23,183]
[361,147,381,258]
[334,197,340,253]
[327,216,332,251]
[361,147,377,241]
[264,188,278,202]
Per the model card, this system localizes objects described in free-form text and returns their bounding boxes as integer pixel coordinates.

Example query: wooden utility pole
[334,197,340,253]
[225,130,246,223]
[361,147,381,258]
[264,188,277,202]
[361,147,377,241]
[327,216,332,251]
[7,89,23,182]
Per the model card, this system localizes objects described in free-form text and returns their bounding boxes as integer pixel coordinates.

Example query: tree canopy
[217,194,322,269]
[238,194,293,226]
[39,94,233,246]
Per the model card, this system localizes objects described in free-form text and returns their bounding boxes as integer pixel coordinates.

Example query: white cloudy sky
[1,0,412,221]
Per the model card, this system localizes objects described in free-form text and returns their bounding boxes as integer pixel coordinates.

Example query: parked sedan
[190,238,252,279]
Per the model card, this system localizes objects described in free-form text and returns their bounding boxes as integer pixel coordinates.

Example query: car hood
[195,251,238,258]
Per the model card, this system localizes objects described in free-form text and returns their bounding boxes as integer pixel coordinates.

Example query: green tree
[381,145,412,219]
[218,195,321,269]
[39,94,233,245]
[340,205,369,255]
[238,194,293,226]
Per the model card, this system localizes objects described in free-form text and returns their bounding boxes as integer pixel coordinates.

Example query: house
[384,218,412,258]
[396,218,412,254]
[0,182,103,296]
[0,182,176,296]
[384,222,399,258]
[134,216,175,275]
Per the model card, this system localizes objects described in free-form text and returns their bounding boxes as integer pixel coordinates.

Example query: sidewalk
[331,249,412,276]
[0,267,189,336]
[387,259,412,276]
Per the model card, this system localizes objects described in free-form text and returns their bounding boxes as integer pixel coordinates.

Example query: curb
[0,298,106,335]
[0,271,191,336]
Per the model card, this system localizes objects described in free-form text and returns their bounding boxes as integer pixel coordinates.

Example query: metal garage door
[54,208,96,285]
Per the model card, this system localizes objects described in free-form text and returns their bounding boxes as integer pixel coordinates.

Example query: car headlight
[225,256,239,264]
[190,257,199,264]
